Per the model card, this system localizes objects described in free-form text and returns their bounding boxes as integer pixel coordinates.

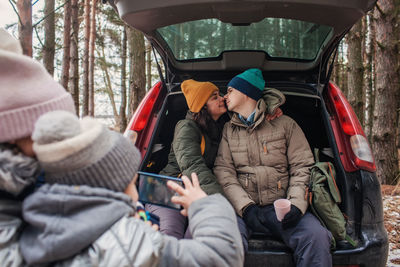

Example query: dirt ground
[382,184,400,266]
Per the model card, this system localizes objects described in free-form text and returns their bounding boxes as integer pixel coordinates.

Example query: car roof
[112,0,375,34]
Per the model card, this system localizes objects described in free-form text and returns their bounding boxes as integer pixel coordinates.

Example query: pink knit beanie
[0,29,76,143]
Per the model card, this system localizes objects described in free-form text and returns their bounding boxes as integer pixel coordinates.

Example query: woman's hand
[266,107,283,121]
[167,173,207,216]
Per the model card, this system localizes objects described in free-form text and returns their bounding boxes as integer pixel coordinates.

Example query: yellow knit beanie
[181,79,219,113]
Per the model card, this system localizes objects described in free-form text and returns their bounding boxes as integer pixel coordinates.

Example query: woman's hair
[192,105,213,133]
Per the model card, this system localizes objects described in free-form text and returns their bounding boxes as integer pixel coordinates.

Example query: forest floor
[382,184,400,267]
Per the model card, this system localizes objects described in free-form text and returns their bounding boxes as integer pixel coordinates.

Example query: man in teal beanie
[215,68,332,266]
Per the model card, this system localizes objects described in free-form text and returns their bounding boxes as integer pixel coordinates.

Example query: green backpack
[307,150,357,249]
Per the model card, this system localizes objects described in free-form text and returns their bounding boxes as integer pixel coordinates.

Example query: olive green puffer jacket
[160,113,225,195]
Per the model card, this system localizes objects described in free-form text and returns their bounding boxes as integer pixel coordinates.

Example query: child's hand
[134,213,159,231]
[167,173,207,216]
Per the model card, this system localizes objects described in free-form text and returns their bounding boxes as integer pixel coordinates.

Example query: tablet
[137,171,183,210]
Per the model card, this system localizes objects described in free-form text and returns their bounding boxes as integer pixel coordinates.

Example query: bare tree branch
[8,0,22,25]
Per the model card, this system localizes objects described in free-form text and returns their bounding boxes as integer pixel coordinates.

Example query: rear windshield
[157,18,332,61]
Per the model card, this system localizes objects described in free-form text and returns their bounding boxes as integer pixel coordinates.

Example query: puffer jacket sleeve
[56,195,243,267]
[160,194,244,267]
[54,215,164,267]
[173,120,222,195]
[0,200,25,267]
[213,124,255,216]
[285,118,315,214]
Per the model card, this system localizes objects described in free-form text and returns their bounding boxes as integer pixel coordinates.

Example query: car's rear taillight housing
[124,81,162,157]
[327,82,376,172]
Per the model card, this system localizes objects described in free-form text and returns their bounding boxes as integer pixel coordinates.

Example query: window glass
[157,18,332,61]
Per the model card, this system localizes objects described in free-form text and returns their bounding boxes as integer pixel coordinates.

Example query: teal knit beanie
[227,68,265,100]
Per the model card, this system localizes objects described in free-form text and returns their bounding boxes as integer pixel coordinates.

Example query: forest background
[2,0,400,185]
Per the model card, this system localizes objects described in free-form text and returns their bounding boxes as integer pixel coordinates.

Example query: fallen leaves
[382,184,400,266]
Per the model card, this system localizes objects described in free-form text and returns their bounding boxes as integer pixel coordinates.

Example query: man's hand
[243,205,270,233]
[167,173,207,217]
[281,205,302,230]
[266,107,283,121]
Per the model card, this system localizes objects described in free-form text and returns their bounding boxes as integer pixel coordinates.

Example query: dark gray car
[108,1,388,266]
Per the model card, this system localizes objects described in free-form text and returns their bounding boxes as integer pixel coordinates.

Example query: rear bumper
[245,232,388,267]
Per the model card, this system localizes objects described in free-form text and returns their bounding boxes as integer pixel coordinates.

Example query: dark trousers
[146,203,247,254]
[145,204,191,239]
[237,205,332,267]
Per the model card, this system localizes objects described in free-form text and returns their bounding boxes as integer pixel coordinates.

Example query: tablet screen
[138,172,183,210]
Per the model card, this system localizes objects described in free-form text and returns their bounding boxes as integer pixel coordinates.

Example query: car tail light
[327,82,376,172]
[128,81,162,132]
[124,81,162,154]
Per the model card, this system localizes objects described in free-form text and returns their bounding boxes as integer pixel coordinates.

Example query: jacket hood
[20,184,135,265]
[0,144,39,197]
[262,87,286,114]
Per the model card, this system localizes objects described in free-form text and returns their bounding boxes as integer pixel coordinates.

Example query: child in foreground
[19,111,244,267]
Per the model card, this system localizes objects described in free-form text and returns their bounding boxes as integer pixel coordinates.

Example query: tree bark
[88,0,97,116]
[127,27,146,120]
[372,0,399,184]
[347,19,365,126]
[61,0,72,90]
[119,27,128,132]
[365,12,376,140]
[69,0,80,114]
[43,0,55,76]
[146,40,152,90]
[82,0,91,116]
[17,0,32,57]
[339,38,348,96]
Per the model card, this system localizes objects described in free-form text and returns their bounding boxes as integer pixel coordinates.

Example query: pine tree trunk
[119,27,128,132]
[98,46,119,126]
[88,0,97,116]
[17,0,32,57]
[43,0,55,76]
[69,0,80,114]
[188,23,195,59]
[332,42,343,88]
[347,19,365,126]
[372,0,399,184]
[146,41,152,90]
[61,0,72,90]
[365,12,376,141]
[82,0,91,116]
[127,27,146,119]
[340,37,348,96]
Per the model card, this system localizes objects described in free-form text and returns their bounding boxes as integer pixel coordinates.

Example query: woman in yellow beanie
[146,79,229,239]
[146,77,283,241]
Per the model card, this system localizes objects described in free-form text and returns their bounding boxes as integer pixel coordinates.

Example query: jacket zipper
[262,140,268,154]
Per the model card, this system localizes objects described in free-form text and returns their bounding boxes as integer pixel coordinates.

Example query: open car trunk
[109,0,376,86]
[138,80,370,266]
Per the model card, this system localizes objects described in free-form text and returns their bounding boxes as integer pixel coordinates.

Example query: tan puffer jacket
[214,94,314,216]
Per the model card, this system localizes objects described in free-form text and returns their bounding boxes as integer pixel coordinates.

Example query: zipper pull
[277,180,281,190]
[263,140,268,154]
